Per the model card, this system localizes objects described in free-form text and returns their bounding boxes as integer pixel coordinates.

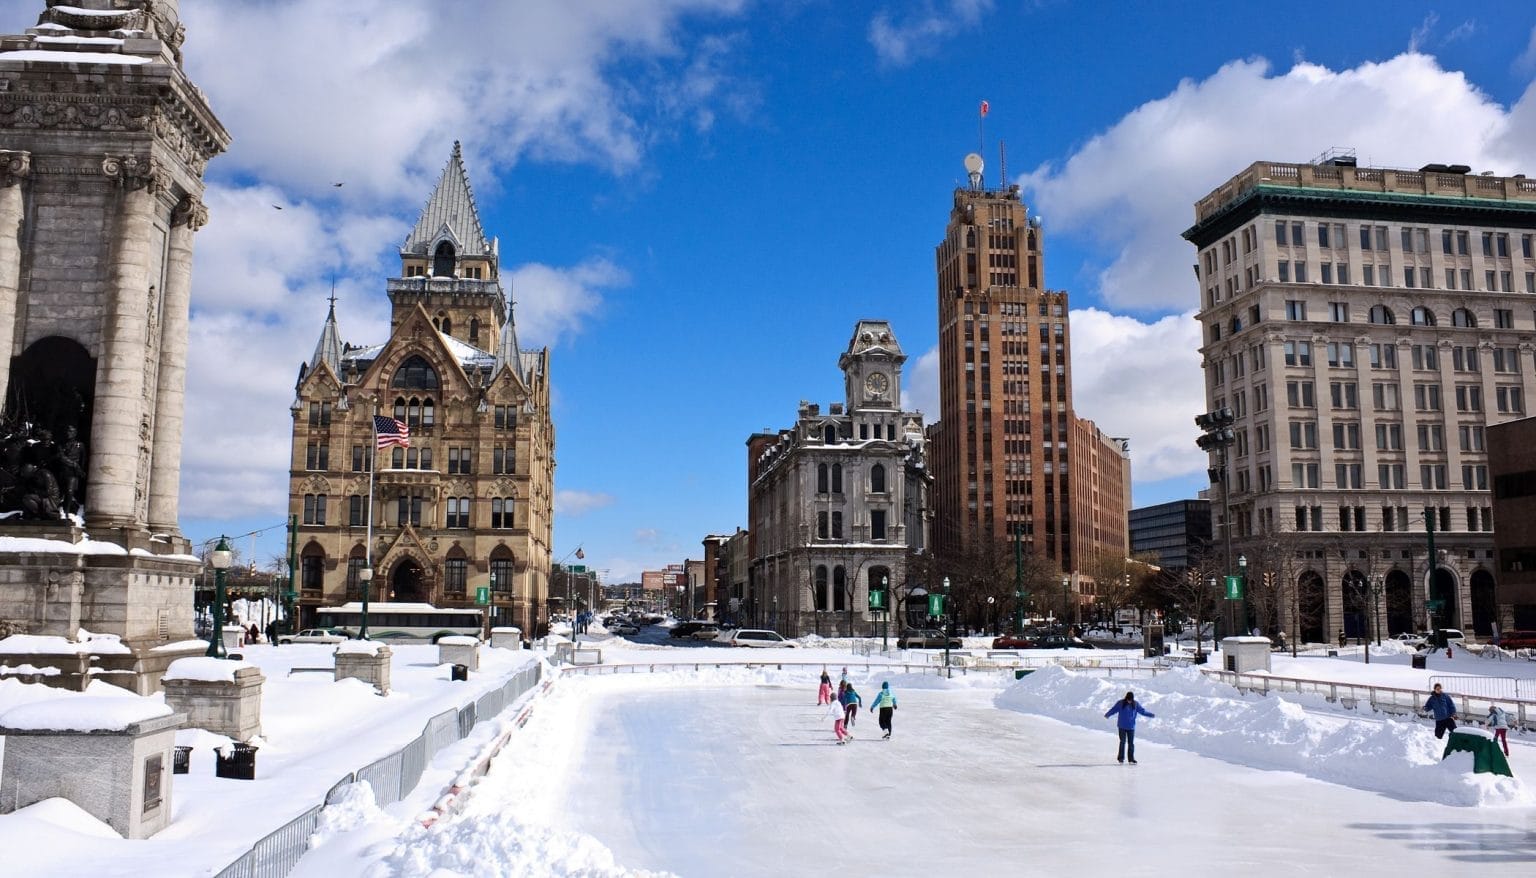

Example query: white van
[721,629,795,647]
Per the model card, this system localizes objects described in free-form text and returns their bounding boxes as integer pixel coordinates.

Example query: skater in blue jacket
[1104,691,1154,763]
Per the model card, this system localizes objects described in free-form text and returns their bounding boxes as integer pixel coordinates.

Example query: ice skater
[870,681,898,739]
[1104,691,1154,764]
[833,710,852,744]
[1423,683,1458,739]
[818,669,833,705]
[1487,703,1510,756]
[841,682,862,728]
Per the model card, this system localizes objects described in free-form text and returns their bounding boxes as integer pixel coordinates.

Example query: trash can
[451,663,469,681]
[173,745,193,775]
[1193,653,1208,665]
[1411,654,1427,670]
[215,743,258,780]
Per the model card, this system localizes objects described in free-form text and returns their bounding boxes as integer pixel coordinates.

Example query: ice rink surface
[529,680,1536,877]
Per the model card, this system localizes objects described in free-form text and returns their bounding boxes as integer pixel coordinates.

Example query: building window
[870,464,887,493]
[308,401,332,428]
[1283,341,1312,366]
[831,511,844,540]
[494,405,517,430]
[1375,422,1403,451]
[1285,300,1307,321]
[491,498,515,529]
[349,495,363,527]
[815,566,829,610]
[817,464,829,494]
[1495,309,1515,329]
[833,566,848,611]
[446,496,470,529]
[305,443,329,471]
[302,493,326,525]
[1379,463,1406,489]
[396,493,422,527]
[391,355,440,390]
[1497,385,1525,414]
[490,558,514,593]
[448,447,473,474]
[831,464,843,493]
[302,554,324,590]
[1369,344,1397,369]
[871,509,887,540]
[817,511,829,539]
[1368,304,1394,325]
[1451,308,1477,328]
[492,445,516,474]
[1414,383,1443,412]
[1420,464,1448,490]
[352,445,366,472]
[1326,342,1353,367]
[444,558,467,595]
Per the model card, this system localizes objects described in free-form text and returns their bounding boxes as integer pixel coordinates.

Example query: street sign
[868,589,886,611]
[1224,575,1243,600]
[570,565,587,573]
[475,586,490,606]
[927,593,945,616]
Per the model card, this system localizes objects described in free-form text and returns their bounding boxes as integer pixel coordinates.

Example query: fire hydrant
[1446,645,1453,659]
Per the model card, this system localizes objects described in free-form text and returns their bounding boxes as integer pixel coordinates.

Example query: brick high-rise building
[931,155,1129,583]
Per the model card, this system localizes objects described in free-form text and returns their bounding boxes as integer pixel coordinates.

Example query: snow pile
[305,781,387,851]
[164,657,254,682]
[0,634,97,655]
[996,665,1531,807]
[6,797,121,840]
[379,810,675,878]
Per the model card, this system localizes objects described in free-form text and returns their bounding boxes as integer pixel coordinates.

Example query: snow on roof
[0,49,152,65]
[439,332,496,368]
[52,5,128,16]
[336,640,383,655]
[0,695,173,733]
[34,35,124,46]
[164,657,256,683]
[437,635,479,647]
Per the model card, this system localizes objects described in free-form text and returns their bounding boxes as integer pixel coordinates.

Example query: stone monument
[0,0,230,691]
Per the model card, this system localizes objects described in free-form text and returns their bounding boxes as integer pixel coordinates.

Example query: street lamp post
[1237,554,1248,637]
[942,576,951,679]
[358,566,373,640]
[1012,522,1026,634]
[205,536,232,658]
[881,574,889,653]
[1061,576,1070,631]
[1370,572,1384,648]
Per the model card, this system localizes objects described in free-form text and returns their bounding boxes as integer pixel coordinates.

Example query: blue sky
[7,1,1536,581]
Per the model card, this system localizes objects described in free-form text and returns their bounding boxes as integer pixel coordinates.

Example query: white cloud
[903,346,940,424]
[557,490,616,516]
[868,0,992,67]
[510,259,630,349]
[1517,25,1536,74]
[1021,52,1536,313]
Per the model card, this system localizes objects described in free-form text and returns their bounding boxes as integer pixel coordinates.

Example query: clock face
[865,372,889,395]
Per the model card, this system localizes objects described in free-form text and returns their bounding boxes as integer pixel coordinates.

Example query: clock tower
[840,320,905,412]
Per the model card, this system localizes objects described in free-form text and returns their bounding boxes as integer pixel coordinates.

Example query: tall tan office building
[1185,155,1533,640]
[931,156,1130,584]
[288,143,555,634]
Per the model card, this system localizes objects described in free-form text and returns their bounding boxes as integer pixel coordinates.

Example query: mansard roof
[401,141,493,259]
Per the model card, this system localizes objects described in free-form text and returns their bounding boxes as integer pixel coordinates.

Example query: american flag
[374,415,410,450]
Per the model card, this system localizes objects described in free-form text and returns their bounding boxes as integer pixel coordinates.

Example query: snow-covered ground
[6,622,1536,877]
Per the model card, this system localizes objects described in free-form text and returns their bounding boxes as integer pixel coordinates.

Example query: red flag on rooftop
[979,100,990,117]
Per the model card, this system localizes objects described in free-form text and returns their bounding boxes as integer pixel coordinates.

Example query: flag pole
[362,410,375,639]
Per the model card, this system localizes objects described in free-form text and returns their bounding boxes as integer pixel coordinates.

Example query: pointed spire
[401,141,491,259]
[310,295,343,376]
[495,286,523,380]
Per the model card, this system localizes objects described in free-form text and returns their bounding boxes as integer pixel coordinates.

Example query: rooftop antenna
[1000,138,1007,192]
[327,274,338,313]
[964,153,984,191]
[978,99,989,159]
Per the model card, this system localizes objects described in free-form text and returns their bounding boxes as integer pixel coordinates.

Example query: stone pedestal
[161,659,263,741]
[490,626,522,649]
[335,642,390,694]
[0,698,184,839]
[221,626,246,653]
[438,637,480,671]
[1220,636,1273,673]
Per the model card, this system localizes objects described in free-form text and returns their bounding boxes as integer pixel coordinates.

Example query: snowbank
[0,633,128,655]
[336,640,383,655]
[995,665,1531,807]
[378,805,674,877]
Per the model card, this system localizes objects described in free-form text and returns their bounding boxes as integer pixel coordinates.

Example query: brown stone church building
[288,143,555,634]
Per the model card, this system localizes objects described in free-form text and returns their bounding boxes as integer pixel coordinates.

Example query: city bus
[313,602,484,643]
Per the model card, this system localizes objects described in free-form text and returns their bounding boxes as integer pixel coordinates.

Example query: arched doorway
[1296,571,1326,644]
[1428,566,1457,631]
[1385,570,1414,635]
[1469,570,1497,636]
[1340,571,1368,639]
[391,557,425,603]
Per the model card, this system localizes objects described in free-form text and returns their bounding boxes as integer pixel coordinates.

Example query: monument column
[147,195,205,536]
[88,154,164,531]
[0,151,30,404]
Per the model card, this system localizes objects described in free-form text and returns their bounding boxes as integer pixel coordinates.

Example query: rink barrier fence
[1204,669,1536,730]
[211,662,543,878]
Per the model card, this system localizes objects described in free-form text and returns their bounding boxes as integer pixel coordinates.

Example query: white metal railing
[1202,669,1536,731]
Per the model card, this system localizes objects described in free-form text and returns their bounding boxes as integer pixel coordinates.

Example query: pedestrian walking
[1487,703,1511,756]
[1103,691,1155,764]
[870,681,898,739]
[818,670,833,705]
[1423,683,1458,739]
[841,682,862,727]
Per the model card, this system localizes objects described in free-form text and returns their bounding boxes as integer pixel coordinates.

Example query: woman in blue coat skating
[1104,691,1155,764]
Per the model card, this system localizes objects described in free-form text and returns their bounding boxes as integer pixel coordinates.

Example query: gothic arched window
[433,240,457,277]
[870,463,887,493]
[392,356,440,390]
[441,316,453,336]
[815,566,828,611]
[469,318,481,346]
[817,463,828,494]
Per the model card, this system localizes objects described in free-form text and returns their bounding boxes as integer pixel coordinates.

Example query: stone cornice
[0,150,28,187]
[101,154,169,194]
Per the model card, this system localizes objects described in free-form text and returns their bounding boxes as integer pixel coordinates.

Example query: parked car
[607,620,639,635]
[1496,630,1536,649]
[1426,628,1466,649]
[279,628,348,645]
[897,628,962,649]
[669,621,710,639]
[1027,634,1094,649]
[1392,632,1427,647]
[721,629,795,647]
[690,624,722,641]
[991,633,1035,649]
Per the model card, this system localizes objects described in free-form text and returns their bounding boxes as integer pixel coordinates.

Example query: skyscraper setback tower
[932,155,1129,583]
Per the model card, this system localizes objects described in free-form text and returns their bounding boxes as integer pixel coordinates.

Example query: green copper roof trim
[1184,182,1536,243]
